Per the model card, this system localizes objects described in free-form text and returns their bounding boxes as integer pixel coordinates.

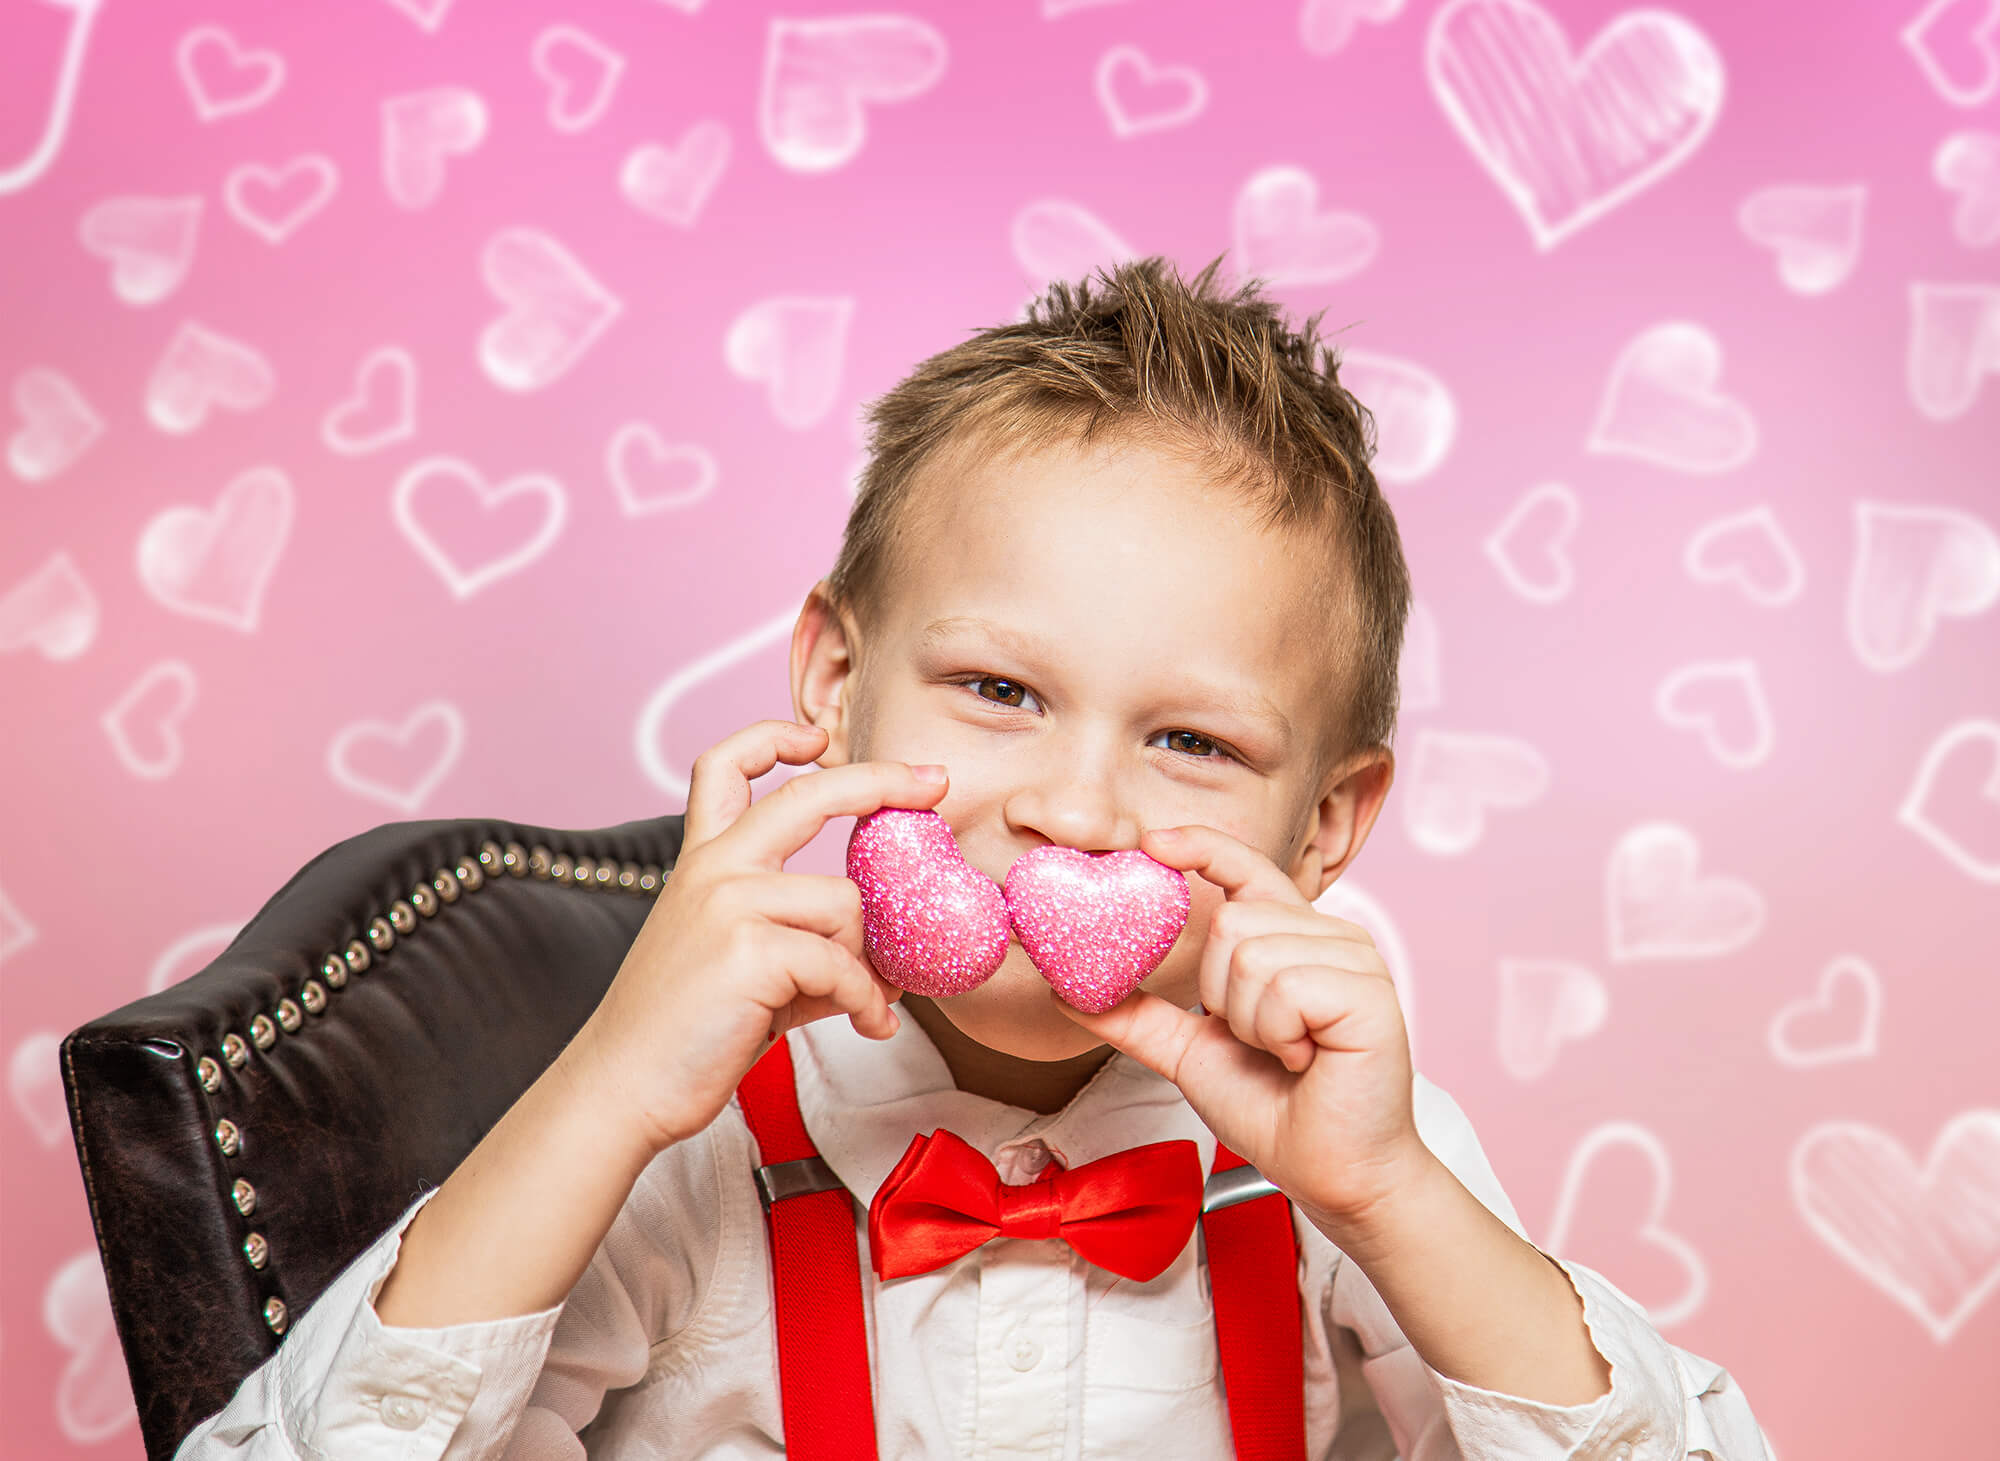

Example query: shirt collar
[788,1010,1218,1210]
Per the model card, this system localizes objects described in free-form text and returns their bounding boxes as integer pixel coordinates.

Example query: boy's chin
[924,950,1180,1063]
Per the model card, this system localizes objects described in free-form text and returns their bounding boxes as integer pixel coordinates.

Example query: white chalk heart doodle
[136,467,293,631]
[1497,959,1608,1080]
[175,24,284,122]
[392,455,568,599]
[1768,956,1880,1068]
[1846,500,1999,672]
[328,700,467,812]
[478,227,622,392]
[9,366,104,481]
[223,154,339,244]
[725,294,854,429]
[77,195,202,305]
[1654,659,1774,770]
[1232,165,1378,287]
[1935,131,2000,247]
[1096,44,1209,137]
[620,121,731,227]
[1545,1122,1708,1326]
[1402,729,1551,856]
[1426,0,1724,249]
[101,660,199,780]
[1792,1111,2000,1342]
[0,552,98,661]
[1684,504,1804,607]
[1737,183,1866,294]
[1897,719,2000,884]
[1589,321,1757,473]
[1906,282,2000,421]
[382,87,489,210]
[321,346,416,455]
[1606,821,1764,962]
[760,15,948,172]
[607,425,718,515]
[145,320,276,434]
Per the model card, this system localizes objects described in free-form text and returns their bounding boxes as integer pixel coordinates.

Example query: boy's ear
[1289,748,1395,903]
[790,579,856,767]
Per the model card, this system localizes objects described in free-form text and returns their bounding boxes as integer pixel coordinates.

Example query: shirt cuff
[277,1186,566,1461]
[1431,1253,1679,1459]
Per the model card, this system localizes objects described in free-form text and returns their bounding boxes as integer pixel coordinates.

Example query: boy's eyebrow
[916,615,1296,749]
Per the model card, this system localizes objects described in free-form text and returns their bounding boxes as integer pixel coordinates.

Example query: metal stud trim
[195,832,673,1341]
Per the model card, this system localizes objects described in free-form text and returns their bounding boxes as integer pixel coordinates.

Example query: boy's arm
[1319,1074,1772,1460]
[172,1104,738,1461]
[171,1184,567,1460]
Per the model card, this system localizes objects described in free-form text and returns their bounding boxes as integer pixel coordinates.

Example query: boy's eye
[967,675,1037,710]
[1153,729,1222,759]
[959,677,1231,762]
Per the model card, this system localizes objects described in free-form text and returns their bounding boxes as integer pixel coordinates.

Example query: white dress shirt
[175,1013,1770,1460]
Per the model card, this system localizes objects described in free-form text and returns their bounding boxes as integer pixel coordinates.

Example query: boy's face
[792,426,1394,1062]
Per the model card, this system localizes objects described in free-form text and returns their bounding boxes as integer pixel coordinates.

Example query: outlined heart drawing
[1426,0,1724,249]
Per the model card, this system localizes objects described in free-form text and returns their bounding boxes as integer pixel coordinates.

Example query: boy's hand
[569,719,945,1157]
[1056,824,1434,1241]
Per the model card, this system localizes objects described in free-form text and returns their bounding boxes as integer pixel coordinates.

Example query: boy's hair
[826,252,1412,773]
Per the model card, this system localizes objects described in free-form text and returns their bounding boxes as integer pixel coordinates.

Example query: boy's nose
[1002,757,1140,854]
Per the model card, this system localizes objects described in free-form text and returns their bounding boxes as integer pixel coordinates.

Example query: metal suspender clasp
[1202,1164,1283,1214]
[754,1156,845,1212]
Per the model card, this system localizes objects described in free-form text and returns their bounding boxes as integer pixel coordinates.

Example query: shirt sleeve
[173,1117,736,1461]
[171,1183,564,1461]
[1315,1074,1774,1461]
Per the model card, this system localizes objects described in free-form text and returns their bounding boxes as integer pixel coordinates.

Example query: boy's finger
[730,872,869,960]
[683,720,829,852]
[718,758,948,872]
[1055,988,1206,1087]
[1141,824,1309,908]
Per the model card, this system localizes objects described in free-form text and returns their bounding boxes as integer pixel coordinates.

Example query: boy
[178,257,1768,1458]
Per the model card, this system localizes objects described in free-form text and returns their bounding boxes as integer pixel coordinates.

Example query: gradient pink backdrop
[4,0,1998,1456]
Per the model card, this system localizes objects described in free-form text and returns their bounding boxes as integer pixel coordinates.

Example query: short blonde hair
[826,252,1411,771]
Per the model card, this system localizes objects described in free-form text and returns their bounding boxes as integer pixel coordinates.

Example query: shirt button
[1611,1445,1631,1461]
[1007,1333,1044,1371]
[380,1393,428,1430]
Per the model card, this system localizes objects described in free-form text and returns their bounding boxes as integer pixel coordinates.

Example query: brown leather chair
[59,812,685,1461]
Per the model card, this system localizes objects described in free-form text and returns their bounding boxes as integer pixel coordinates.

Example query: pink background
[4,0,1998,1456]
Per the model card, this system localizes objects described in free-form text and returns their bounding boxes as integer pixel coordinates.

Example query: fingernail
[913,763,947,783]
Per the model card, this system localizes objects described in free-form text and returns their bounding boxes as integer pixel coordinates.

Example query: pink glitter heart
[1004,846,1191,1015]
[846,809,1009,997]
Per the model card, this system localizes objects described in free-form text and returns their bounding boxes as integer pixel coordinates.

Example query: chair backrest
[60,811,685,1461]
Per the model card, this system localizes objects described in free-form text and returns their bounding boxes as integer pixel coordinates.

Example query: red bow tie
[866,1128,1203,1282]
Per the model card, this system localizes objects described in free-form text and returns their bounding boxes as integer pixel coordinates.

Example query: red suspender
[736,1039,1307,1459]
[1203,1143,1308,1458]
[736,1037,881,1458]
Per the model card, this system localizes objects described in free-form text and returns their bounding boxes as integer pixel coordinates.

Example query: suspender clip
[1203,1164,1282,1214]
[755,1155,844,1211]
